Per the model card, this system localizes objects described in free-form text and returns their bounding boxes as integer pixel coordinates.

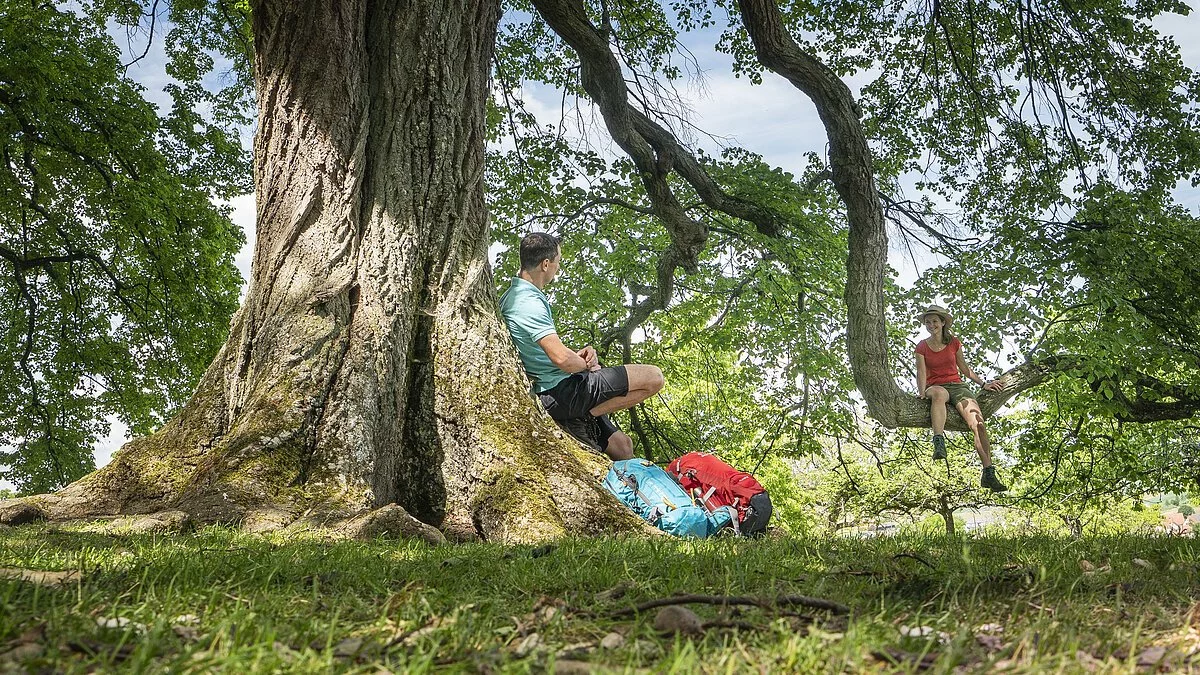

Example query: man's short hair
[519,232,561,271]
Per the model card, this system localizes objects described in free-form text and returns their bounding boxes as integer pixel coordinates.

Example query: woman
[914,305,1008,492]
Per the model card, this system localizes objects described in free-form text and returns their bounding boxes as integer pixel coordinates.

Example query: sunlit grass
[2,524,1198,672]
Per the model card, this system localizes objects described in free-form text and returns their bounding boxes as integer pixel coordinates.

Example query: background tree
[0,1,247,493]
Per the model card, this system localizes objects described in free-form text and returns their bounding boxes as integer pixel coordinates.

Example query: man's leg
[554,415,603,453]
[596,414,633,460]
[588,364,663,417]
[604,432,634,460]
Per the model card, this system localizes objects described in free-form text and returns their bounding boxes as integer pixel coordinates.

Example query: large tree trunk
[9,0,640,543]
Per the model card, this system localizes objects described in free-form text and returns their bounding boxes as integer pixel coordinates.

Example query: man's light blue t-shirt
[499,277,569,393]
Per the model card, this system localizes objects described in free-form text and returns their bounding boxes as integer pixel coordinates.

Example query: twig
[700,619,761,631]
[892,552,936,569]
[609,593,850,618]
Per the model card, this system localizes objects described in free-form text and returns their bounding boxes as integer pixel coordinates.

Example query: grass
[1,523,1199,673]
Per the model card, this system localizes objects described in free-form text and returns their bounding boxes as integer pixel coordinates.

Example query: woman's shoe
[932,434,947,461]
[981,465,1008,492]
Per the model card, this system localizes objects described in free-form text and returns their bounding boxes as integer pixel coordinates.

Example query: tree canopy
[0,1,248,492]
[486,0,1200,504]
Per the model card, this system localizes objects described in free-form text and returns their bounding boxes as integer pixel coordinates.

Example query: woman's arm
[955,347,1003,391]
[916,353,928,398]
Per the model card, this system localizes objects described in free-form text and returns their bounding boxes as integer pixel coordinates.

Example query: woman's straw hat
[917,304,953,325]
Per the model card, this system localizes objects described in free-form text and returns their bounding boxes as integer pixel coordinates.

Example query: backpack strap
[622,473,677,512]
[715,505,740,535]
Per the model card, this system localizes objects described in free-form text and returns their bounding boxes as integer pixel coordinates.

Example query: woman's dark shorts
[940,382,979,407]
[539,366,629,420]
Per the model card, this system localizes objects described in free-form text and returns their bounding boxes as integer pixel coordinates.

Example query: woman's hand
[983,379,1004,392]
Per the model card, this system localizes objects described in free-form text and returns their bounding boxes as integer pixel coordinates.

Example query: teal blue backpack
[604,459,733,538]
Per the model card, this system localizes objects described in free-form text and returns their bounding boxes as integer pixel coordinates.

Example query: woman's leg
[927,386,949,435]
[957,399,991,465]
[961,399,1008,491]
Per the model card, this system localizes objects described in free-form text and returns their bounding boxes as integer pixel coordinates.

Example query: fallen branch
[893,552,936,569]
[609,593,850,618]
[700,619,761,631]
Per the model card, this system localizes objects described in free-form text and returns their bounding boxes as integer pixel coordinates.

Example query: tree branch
[736,0,905,424]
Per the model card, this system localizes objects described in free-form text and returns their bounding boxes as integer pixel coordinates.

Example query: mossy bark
[11,0,642,543]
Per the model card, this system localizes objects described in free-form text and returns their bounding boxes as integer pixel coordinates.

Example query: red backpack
[666,452,773,536]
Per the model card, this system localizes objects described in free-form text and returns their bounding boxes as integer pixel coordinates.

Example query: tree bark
[937,496,955,537]
[7,0,642,543]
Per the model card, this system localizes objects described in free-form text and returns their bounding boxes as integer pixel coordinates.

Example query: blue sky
[6,4,1198,487]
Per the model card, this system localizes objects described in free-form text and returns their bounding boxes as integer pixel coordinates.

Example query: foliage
[750,455,823,535]
[1001,495,1161,538]
[807,427,1002,534]
[3,524,1200,671]
[0,2,248,493]
[487,0,1200,520]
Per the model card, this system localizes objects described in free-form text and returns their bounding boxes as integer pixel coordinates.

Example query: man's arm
[537,333,590,373]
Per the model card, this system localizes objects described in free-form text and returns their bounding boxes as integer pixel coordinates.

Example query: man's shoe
[981,465,1008,492]
[932,434,947,461]
[556,415,602,453]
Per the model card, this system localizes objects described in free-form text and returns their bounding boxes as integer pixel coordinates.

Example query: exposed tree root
[336,504,446,545]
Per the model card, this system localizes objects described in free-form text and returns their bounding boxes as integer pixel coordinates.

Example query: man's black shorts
[539,366,629,420]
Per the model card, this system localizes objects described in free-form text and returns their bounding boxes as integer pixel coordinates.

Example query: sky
[5,3,1198,488]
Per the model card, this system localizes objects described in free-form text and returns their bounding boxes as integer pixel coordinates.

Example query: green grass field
[2,523,1198,673]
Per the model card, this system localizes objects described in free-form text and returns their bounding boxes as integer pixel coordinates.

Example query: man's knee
[605,432,634,461]
[628,364,663,394]
[928,386,949,403]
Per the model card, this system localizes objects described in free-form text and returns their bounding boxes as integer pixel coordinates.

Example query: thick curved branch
[530,0,796,354]
[599,249,679,350]
[0,246,90,272]
[737,0,905,425]
[891,358,1061,431]
[891,353,1200,429]
[1102,371,1200,423]
[530,0,705,262]
[530,0,786,261]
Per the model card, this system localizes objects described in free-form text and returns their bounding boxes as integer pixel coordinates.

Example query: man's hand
[577,346,601,372]
[983,379,1005,392]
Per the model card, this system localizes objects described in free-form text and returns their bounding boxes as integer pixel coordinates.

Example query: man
[499,232,664,460]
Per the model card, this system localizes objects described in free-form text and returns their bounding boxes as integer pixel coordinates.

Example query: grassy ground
[1,523,1198,673]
